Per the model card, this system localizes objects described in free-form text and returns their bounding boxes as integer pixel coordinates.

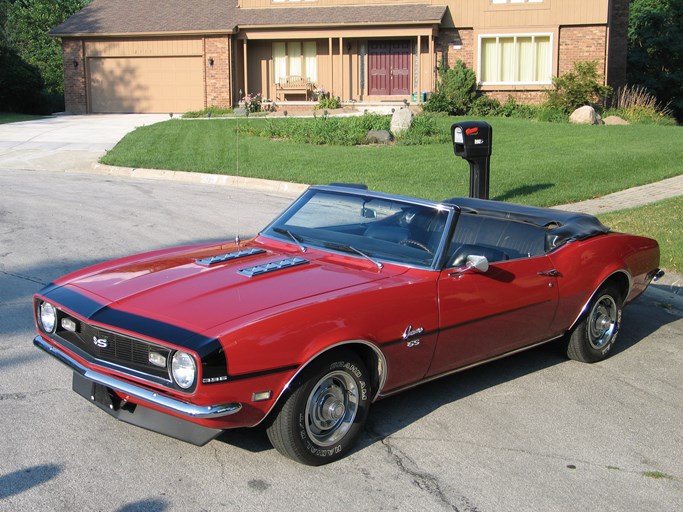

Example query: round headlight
[171,351,197,389]
[40,302,57,333]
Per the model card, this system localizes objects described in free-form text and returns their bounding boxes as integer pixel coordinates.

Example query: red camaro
[33,185,662,465]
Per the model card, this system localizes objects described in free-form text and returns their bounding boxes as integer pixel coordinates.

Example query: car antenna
[235,97,242,251]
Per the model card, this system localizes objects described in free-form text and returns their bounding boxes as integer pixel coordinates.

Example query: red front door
[368,40,411,96]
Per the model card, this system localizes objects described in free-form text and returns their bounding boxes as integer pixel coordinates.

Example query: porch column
[327,37,334,95]
[417,36,422,103]
[339,37,343,101]
[243,40,248,99]
[429,34,435,92]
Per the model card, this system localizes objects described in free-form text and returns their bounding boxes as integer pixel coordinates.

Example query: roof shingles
[51,0,446,36]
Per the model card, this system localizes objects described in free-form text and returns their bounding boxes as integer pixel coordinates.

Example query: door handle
[538,269,561,277]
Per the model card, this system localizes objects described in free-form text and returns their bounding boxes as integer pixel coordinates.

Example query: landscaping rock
[233,107,247,115]
[603,115,630,125]
[570,106,603,125]
[366,130,393,144]
[390,107,413,135]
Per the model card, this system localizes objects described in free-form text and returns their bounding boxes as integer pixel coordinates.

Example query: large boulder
[570,105,603,125]
[603,115,630,125]
[366,130,393,144]
[390,107,413,135]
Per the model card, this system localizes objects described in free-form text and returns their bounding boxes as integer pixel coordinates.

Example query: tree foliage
[628,0,683,121]
[1,0,91,112]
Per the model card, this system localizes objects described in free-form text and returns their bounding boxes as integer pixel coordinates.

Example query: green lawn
[598,196,682,273]
[0,112,45,124]
[101,116,683,207]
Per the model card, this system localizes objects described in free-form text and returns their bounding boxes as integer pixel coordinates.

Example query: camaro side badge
[403,325,424,347]
[93,336,108,348]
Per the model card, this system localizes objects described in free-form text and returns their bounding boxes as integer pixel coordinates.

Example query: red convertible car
[34,185,662,465]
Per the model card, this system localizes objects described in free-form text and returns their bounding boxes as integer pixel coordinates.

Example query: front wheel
[566,284,623,363]
[266,350,371,465]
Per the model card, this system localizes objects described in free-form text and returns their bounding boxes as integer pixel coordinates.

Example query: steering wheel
[399,239,433,254]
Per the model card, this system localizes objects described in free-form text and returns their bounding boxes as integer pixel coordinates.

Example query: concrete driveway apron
[0,114,168,172]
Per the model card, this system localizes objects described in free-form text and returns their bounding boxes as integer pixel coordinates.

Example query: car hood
[48,241,398,336]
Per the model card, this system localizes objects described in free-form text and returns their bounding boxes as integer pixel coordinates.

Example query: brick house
[52,0,629,114]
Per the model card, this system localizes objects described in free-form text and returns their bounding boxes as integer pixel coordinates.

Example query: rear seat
[450,214,547,262]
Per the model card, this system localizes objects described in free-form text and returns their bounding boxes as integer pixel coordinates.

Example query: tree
[4,0,91,95]
[628,0,683,121]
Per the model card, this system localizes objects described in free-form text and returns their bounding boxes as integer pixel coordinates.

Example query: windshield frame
[260,186,457,271]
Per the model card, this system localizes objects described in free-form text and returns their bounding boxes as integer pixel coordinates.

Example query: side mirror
[361,207,377,219]
[449,254,489,276]
[467,254,489,273]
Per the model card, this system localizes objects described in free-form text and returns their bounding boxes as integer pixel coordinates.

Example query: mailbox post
[451,121,492,199]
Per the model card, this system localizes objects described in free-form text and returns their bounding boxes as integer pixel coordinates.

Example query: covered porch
[234,23,442,107]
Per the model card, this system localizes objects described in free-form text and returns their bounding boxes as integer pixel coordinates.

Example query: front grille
[58,319,172,382]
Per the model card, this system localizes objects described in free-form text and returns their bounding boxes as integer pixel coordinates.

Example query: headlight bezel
[171,350,197,390]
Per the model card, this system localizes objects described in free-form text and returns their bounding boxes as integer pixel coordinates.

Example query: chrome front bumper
[34,335,242,420]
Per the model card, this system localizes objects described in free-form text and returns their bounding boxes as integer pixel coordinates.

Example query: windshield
[262,188,452,268]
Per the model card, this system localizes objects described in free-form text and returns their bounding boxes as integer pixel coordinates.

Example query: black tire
[566,284,623,363]
[266,350,371,465]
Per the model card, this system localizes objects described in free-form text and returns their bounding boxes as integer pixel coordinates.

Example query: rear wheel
[266,350,371,465]
[567,285,622,363]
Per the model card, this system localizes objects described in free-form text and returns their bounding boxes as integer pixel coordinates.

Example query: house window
[479,34,552,85]
[273,41,317,83]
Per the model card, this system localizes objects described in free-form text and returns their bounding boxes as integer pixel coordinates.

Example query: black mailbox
[451,121,493,199]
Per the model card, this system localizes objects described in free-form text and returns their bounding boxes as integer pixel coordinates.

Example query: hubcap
[305,370,359,447]
[588,295,619,350]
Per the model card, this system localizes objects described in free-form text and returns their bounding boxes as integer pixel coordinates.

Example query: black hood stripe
[39,284,227,380]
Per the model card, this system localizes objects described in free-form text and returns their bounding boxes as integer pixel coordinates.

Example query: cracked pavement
[1,169,682,511]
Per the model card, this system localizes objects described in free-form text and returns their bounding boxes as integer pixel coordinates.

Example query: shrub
[470,96,502,116]
[605,85,676,125]
[315,95,341,110]
[0,44,46,113]
[396,114,450,145]
[545,60,612,113]
[243,93,263,113]
[423,60,476,115]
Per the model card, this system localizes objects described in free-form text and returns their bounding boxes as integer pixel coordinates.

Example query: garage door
[89,56,205,113]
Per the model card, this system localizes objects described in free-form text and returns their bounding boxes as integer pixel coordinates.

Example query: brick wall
[436,28,474,71]
[62,39,87,113]
[607,0,629,89]
[204,36,232,108]
[558,25,607,79]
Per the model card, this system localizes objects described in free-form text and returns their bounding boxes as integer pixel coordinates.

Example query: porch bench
[276,76,314,101]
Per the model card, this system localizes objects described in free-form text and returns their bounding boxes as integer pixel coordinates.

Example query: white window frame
[477,33,553,86]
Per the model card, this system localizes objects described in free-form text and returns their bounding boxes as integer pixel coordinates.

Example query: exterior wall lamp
[73,59,79,69]
[208,57,214,68]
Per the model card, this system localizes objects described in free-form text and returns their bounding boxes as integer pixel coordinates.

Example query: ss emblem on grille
[92,336,108,348]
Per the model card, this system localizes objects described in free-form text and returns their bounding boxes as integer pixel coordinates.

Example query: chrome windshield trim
[259,185,458,271]
[34,336,241,419]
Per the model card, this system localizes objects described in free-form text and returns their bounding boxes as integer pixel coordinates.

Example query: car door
[427,255,559,377]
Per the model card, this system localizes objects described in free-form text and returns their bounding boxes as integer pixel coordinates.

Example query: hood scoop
[238,257,309,277]
[196,248,266,266]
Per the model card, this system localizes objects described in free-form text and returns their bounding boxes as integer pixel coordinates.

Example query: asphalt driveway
[0,114,168,172]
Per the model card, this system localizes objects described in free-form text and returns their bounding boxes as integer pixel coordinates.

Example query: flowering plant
[243,93,263,113]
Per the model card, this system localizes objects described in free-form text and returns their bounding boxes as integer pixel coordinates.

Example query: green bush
[545,60,612,113]
[470,96,502,116]
[396,114,450,145]
[315,96,341,110]
[423,60,476,115]
[0,44,46,113]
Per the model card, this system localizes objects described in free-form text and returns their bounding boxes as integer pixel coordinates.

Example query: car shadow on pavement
[216,292,680,456]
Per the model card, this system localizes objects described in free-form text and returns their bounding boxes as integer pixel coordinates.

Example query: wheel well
[602,271,630,303]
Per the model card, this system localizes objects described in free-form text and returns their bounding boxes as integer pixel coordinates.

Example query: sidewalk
[552,174,683,214]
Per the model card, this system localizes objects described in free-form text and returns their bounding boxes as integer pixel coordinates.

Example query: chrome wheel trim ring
[305,370,359,447]
[588,294,618,350]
